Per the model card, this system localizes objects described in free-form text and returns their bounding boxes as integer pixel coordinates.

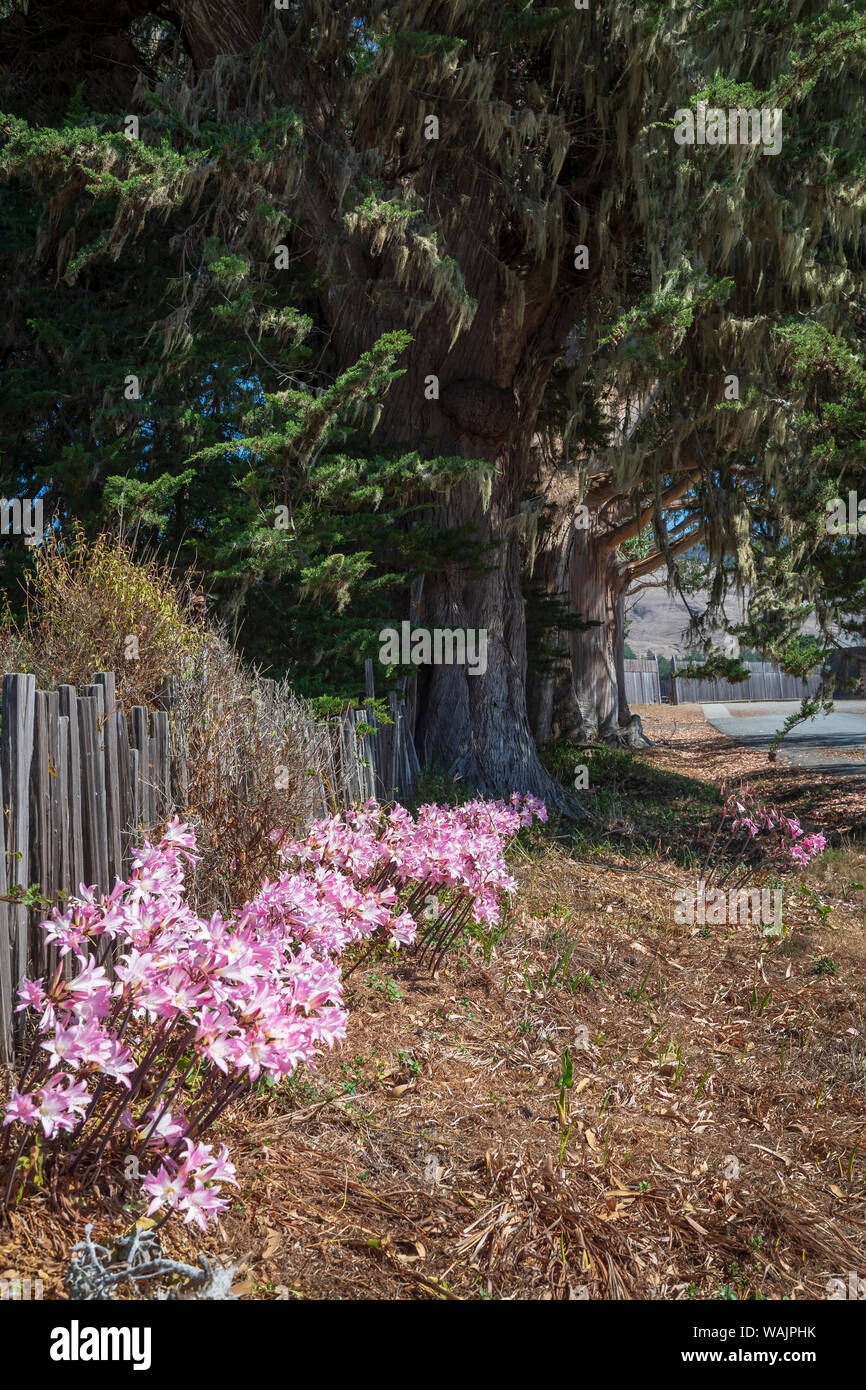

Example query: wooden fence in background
[0,665,418,1060]
[624,658,824,706]
[670,659,823,706]
[623,658,661,705]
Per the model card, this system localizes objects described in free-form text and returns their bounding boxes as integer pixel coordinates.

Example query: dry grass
[173,634,336,913]
[3,703,865,1300]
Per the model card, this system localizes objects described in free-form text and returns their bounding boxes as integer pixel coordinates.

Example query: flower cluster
[2,796,544,1228]
[277,792,547,925]
[722,785,827,866]
[142,1139,238,1232]
[274,793,547,966]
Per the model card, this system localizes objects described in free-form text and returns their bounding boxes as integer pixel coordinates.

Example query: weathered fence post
[29,690,52,967]
[387,691,399,798]
[29,690,63,977]
[160,675,188,811]
[115,708,132,876]
[128,745,141,835]
[58,685,85,901]
[57,712,70,895]
[130,706,152,828]
[363,659,381,797]
[0,751,12,1062]
[94,673,123,886]
[150,711,171,823]
[78,691,109,894]
[2,673,36,995]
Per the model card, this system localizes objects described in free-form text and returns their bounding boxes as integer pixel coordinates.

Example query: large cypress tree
[2,2,865,793]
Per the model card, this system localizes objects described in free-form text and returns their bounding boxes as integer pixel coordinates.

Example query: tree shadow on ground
[542,738,864,875]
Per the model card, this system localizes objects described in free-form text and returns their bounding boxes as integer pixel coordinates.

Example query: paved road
[701,700,866,776]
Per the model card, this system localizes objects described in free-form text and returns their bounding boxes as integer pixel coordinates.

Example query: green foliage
[378,30,467,60]
[523,577,598,678]
[676,653,753,684]
[0,108,489,699]
[767,695,834,761]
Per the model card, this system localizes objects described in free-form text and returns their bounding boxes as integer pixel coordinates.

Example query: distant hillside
[624,586,744,659]
[625,580,819,660]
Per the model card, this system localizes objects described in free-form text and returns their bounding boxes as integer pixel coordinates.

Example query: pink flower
[58,956,112,1021]
[177,1181,229,1231]
[32,1075,90,1138]
[161,817,199,854]
[389,911,417,948]
[802,832,826,856]
[16,978,46,1013]
[140,1106,187,1150]
[312,1007,348,1049]
[142,1164,184,1215]
[180,1139,238,1187]
[40,1020,100,1071]
[3,1087,41,1127]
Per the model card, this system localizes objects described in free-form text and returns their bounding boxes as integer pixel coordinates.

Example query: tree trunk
[612,580,648,747]
[538,526,647,749]
[525,505,583,748]
[410,467,553,798]
[298,159,595,804]
[561,527,621,742]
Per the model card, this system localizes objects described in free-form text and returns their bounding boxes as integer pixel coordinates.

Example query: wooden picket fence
[0,664,418,1061]
[287,676,420,812]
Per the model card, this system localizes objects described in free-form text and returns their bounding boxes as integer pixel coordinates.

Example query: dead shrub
[1,527,344,912]
[0,527,205,706]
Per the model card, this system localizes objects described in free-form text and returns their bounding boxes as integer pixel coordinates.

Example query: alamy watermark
[50,1321,152,1370]
[674,880,783,933]
[674,101,783,157]
[378,621,488,676]
[826,1271,866,1299]
[0,497,43,546]
[826,493,866,536]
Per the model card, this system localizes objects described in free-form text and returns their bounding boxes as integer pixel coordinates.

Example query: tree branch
[621,524,707,582]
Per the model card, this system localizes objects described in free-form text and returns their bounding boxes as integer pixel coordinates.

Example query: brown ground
[639,702,866,835]
[3,704,865,1300]
[818,746,866,763]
